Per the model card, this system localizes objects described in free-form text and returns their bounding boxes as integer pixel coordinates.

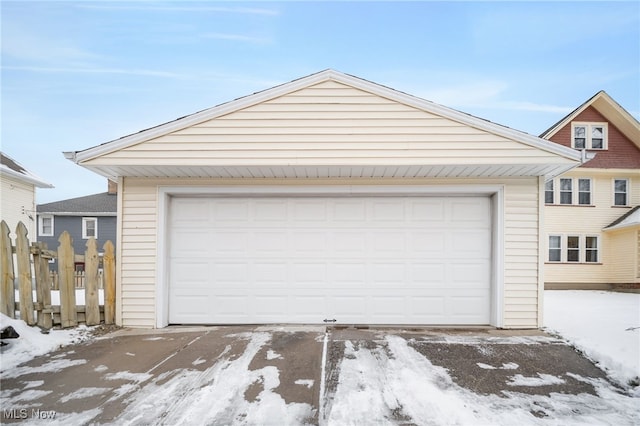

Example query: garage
[66,69,585,328]
[167,194,492,325]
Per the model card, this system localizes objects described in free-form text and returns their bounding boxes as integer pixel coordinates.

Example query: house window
[39,215,54,236]
[567,236,580,262]
[82,217,98,239]
[614,179,628,206]
[548,235,561,262]
[545,180,554,204]
[578,179,591,205]
[547,178,593,205]
[559,178,572,204]
[548,235,600,263]
[585,236,599,263]
[572,123,607,150]
[573,126,586,149]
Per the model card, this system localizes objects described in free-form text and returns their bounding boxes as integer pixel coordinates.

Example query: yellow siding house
[541,91,640,289]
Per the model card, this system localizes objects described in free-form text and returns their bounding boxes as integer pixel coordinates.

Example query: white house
[1,152,53,239]
[64,70,585,329]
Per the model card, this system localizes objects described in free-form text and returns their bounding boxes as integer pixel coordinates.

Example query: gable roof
[540,91,640,148]
[0,152,53,188]
[37,192,117,215]
[65,69,584,180]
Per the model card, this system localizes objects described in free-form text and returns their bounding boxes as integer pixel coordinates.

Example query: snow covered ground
[1,290,639,425]
[544,290,640,393]
[0,313,93,371]
[324,335,639,425]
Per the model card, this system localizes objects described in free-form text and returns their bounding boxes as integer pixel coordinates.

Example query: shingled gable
[540,90,640,147]
[64,69,583,181]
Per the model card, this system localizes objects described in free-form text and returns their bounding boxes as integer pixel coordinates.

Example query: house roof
[0,152,53,188]
[540,91,640,148]
[37,192,117,215]
[64,69,584,180]
[604,206,640,232]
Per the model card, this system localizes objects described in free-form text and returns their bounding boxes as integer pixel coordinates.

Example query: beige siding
[119,179,158,328]
[0,175,37,239]
[87,82,570,168]
[544,168,640,286]
[119,176,541,329]
[607,229,640,283]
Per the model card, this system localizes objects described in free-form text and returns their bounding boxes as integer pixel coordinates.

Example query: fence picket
[58,231,77,328]
[103,240,116,325]
[0,221,115,328]
[16,222,35,325]
[85,238,100,325]
[0,220,15,317]
[33,241,53,329]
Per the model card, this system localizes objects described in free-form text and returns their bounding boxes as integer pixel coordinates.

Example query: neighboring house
[541,91,640,290]
[36,181,117,272]
[64,69,585,329]
[0,152,53,239]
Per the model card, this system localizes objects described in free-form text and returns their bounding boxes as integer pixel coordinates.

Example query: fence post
[16,222,35,325]
[0,220,15,317]
[103,240,115,325]
[33,241,53,329]
[84,238,100,325]
[58,231,77,328]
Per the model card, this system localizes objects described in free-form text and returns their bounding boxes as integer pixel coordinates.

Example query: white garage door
[168,196,492,325]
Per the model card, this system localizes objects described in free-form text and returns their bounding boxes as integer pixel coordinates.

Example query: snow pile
[325,336,640,425]
[544,290,640,393]
[0,313,92,371]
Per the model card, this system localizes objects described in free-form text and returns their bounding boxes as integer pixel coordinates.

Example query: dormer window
[572,123,607,150]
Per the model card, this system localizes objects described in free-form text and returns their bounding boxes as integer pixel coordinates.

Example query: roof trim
[540,91,640,147]
[603,205,640,231]
[66,69,583,165]
[0,152,54,188]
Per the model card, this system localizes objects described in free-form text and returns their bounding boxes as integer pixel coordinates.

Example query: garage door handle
[323,319,337,323]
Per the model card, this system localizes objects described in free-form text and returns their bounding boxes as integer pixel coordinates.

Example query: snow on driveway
[2,291,640,425]
[324,335,639,425]
[544,290,640,393]
[111,332,315,425]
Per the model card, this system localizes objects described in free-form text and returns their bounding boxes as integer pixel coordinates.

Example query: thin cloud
[77,4,279,16]
[201,33,272,44]
[2,65,183,79]
[419,82,571,114]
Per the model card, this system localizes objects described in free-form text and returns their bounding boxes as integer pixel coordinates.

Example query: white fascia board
[70,70,338,164]
[69,69,583,165]
[331,72,583,163]
[0,167,54,188]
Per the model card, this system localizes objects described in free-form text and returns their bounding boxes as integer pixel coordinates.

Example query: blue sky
[2,1,639,203]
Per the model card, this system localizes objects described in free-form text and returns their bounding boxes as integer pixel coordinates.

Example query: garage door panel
[168,196,491,325]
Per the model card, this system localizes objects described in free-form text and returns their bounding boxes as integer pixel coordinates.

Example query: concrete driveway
[1,326,637,425]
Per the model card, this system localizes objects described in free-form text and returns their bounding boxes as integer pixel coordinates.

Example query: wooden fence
[0,220,116,329]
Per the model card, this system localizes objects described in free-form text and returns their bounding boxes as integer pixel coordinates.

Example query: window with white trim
[614,179,629,206]
[559,178,573,205]
[39,215,54,237]
[548,235,561,262]
[548,235,600,263]
[82,217,98,239]
[585,236,599,263]
[545,180,554,204]
[572,123,607,150]
[546,177,593,206]
[578,178,591,205]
